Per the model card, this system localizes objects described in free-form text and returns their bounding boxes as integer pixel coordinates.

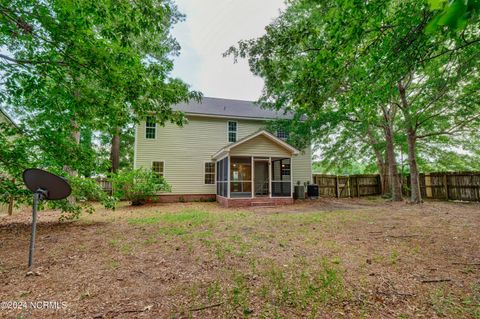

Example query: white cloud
[171,0,285,101]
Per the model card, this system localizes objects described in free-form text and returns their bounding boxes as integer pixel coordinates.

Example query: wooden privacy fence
[314,171,480,202]
[313,174,381,198]
[96,178,113,195]
[0,177,15,216]
[407,172,480,202]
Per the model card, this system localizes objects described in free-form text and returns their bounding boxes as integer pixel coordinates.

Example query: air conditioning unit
[307,184,319,199]
[294,185,305,199]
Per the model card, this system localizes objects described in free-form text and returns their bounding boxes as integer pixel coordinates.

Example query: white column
[251,157,254,198]
[269,157,272,198]
[290,157,293,198]
[227,155,231,199]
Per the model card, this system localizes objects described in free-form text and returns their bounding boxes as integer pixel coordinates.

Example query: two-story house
[134,97,312,207]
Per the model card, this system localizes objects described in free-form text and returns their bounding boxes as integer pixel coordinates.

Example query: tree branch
[0,53,65,66]
[418,38,480,64]
[417,114,480,139]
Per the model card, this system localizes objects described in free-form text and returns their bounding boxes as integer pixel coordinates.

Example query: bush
[0,174,117,221]
[49,175,116,220]
[110,168,171,206]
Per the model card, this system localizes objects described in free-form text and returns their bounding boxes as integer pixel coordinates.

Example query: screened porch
[216,156,292,199]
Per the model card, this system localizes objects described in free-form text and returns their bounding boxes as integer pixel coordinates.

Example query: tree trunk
[64,119,80,177]
[384,124,403,201]
[380,155,390,195]
[64,120,80,204]
[373,150,390,195]
[407,129,422,203]
[397,81,421,204]
[367,127,390,195]
[110,128,121,173]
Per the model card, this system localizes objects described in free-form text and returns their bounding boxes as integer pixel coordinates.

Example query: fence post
[7,178,15,216]
[377,175,381,195]
[8,195,13,216]
[335,176,340,198]
[443,174,449,200]
[357,176,360,197]
[347,176,351,197]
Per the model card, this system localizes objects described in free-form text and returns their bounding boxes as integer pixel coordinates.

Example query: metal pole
[28,192,39,270]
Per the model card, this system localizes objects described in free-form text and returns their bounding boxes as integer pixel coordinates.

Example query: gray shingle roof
[172,97,294,120]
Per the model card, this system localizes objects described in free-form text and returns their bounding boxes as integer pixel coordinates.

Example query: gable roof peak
[211,129,299,160]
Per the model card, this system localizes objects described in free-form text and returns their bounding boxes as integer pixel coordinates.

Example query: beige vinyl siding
[230,135,291,157]
[292,146,313,186]
[135,115,312,195]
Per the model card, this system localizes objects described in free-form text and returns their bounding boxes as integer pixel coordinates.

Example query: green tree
[0,0,199,216]
[1,0,199,176]
[227,0,480,203]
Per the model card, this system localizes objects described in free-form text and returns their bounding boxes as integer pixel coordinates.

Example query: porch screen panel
[230,157,252,198]
[216,157,228,197]
[271,158,292,197]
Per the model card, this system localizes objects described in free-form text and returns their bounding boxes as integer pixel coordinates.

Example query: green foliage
[0,0,199,218]
[227,0,480,176]
[0,0,199,186]
[0,119,116,220]
[0,124,112,220]
[427,0,480,32]
[0,177,30,208]
[110,168,171,206]
[48,175,116,221]
[96,127,135,173]
[313,161,377,176]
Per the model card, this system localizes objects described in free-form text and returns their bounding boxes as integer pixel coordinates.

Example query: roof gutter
[184,112,293,121]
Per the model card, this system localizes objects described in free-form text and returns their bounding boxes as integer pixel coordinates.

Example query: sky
[171,0,285,102]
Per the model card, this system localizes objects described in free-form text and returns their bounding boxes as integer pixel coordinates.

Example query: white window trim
[276,129,289,140]
[151,160,165,178]
[204,161,216,185]
[227,120,238,143]
[145,117,157,140]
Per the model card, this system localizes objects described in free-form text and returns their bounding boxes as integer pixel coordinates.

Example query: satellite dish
[22,168,72,272]
[23,169,71,200]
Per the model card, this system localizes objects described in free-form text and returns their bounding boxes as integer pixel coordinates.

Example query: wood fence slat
[312,171,480,201]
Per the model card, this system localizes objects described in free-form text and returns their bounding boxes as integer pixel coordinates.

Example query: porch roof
[211,130,300,160]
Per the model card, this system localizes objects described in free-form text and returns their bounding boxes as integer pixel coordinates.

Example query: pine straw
[1,199,479,318]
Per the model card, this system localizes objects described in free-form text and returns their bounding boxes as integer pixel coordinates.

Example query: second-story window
[146,116,156,139]
[276,129,289,140]
[228,121,237,142]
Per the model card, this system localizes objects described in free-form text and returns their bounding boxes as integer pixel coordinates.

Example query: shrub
[110,168,171,206]
[49,175,116,220]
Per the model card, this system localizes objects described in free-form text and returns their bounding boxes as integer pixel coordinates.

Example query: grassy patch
[127,209,219,226]
[430,286,480,318]
[158,226,189,236]
[257,258,346,311]
[108,260,120,269]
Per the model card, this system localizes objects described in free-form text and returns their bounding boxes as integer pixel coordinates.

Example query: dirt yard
[1,198,479,318]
